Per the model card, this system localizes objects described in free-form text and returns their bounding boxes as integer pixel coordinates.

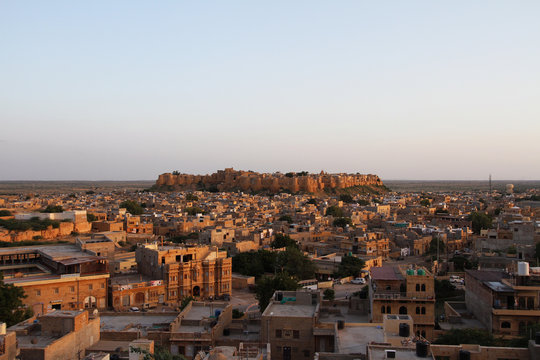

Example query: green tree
[255,272,299,312]
[41,205,63,213]
[120,200,144,215]
[357,199,370,206]
[232,309,244,319]
[276,247,316,280]
[333,217,352,228]
[185,193,198,201]
[0,218,60,231]
[434,279,458,300]
[451,256,477,271]
[184,207,204,216]
[323,289,335,301]
[433,328,495,346]
[427,238,445,255]
[271,234,298,249]
[339,194,354,203]
[326,205,344,217]
[420,199,431,207]
[354,285,369,299]
[232,252,266,278]
[232,250,277,278]
[468,212,493,234]
[278,215,293,223]
[0,210,12,216]
[306,198,317,205]
[0,274,33,326]
[335,255,365,278]
[179,296,194,310]
[86,213,97,222]
[130,345,187,360]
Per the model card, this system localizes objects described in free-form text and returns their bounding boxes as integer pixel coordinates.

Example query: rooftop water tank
[416,341,428,357]
[399,323,410,337]
[406,269,414,276]
[518,262,530,276]
[417,269,425,276]
[459,350,471,360]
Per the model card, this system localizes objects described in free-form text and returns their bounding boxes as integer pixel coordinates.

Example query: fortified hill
[154,168,385,194]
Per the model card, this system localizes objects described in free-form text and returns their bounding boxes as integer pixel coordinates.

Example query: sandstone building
[0,245,109,315]
[261,290,336,360]
[369,266,436,340]
[135,243,232,303]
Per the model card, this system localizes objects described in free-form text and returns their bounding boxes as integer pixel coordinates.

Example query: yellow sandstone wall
[156,169,383,193]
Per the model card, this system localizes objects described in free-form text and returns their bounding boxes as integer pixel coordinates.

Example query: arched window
[501,321,511,329]
[399,306,407,314]
[386,285,391,291]
[416,284,420,291]
[421,307,426,314]
[381,306,386,314]
[416,307,420,314]
[421,284,426,291]
[386,306,391,314]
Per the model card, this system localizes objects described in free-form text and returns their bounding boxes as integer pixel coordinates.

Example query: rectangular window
[293,330,300,339]
[275,329,282,338]
[70,286,75,292]
[88,284,93,290]
[54,287,59,294]
[36,290,41,296]
[101,283,105,289]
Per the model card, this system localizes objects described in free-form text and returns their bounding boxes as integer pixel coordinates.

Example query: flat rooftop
[371,266,404,281]
[264,302,316,318]
[86,340,132,353]
[183,303,226,320]
[100,313,178,335]
[485,281,513,292]
[338,325,384,354]
[110,274,153,285]
[42,310,84,318]
[0,244,101,262]
[17,333,58,348]
[369,347,430,360]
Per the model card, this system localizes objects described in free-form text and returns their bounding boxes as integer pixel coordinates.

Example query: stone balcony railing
[372,292,435,301]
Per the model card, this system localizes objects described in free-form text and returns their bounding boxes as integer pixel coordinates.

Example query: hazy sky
[1,1,539,181]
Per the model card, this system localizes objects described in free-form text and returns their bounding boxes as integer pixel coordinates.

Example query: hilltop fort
[154,168,385,194]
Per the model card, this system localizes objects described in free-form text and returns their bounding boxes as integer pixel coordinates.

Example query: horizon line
[1,179,540,182]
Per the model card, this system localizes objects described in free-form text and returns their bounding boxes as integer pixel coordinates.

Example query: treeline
[232,234,365,312]
[0,217,62,231]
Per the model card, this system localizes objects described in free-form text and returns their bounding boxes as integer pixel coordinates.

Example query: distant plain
[0,180,538,195]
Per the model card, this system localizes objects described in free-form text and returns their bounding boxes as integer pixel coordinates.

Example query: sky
[1,1,539,181]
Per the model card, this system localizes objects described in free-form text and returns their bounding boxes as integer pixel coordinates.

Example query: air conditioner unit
[385,349,396,359]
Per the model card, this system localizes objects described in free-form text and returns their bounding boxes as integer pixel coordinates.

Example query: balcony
[372,292,435,301]
[492,306,540,316]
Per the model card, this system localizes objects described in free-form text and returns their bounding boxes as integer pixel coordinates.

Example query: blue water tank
[215,310,221,317]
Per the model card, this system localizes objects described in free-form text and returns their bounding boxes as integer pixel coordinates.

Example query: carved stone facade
[156,168,383,193]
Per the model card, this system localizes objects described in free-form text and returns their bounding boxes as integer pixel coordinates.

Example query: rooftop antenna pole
[489,174,492,194]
